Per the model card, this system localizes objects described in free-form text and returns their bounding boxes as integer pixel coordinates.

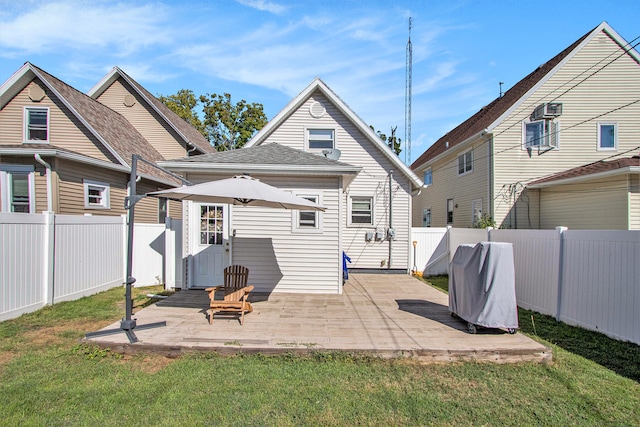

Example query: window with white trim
[472,198,483,226]
[446,198,454,224]
[293,194,322,233]
[524,119,559,149]
[598,123,617,150]
[84,180,110,209]
[0,165,35,213]
[158,197,168,223]
[307,128,335,150]
[350,196,373,225]
[422,208,431,227]
[24,107,49,142]
[200,205,224,245]
[423,168,432,185]
[457,151,472,175]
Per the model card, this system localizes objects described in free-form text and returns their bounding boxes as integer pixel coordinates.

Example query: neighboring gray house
[160,78,423,294]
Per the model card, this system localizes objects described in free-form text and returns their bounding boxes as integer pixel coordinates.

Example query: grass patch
[1,282,639,425]
[419,274,640,382]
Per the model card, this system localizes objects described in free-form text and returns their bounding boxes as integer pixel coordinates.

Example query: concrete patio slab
[85,274,551,363]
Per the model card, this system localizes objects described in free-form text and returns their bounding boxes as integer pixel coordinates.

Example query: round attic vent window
[123,94,136,107]
[29,86,45,102]
[309,101,325,118]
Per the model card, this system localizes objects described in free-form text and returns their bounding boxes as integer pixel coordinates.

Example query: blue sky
[1,0,638,164]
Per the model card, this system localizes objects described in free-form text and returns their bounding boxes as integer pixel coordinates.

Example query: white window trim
[472,198,483,226]
[457,150,473,176]
[348,195,374,227]
[423,168,432,186]
[84,179,110,209]
[597,122,618,151]
[305,127,336,151]
[23,106,50,143]
[0,164,36,213]
[446,198,454,225]
[422,207,431,227]
[522,119,560,151]
[292,193,323,234]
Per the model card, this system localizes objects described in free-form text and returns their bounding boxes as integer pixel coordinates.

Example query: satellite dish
[322,148,341,160]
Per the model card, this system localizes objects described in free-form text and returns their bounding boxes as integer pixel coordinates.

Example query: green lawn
[1,281,638,426]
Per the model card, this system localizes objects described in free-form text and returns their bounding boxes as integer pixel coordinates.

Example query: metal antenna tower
[404,17,412,165]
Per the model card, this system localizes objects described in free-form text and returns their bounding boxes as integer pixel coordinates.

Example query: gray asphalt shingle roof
[169,142,357,169]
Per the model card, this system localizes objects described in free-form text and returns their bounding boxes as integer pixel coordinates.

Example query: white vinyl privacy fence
[411,227,640,345]
[0,213,182,321]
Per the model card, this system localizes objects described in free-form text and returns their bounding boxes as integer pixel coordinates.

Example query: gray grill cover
[449,242,518,329]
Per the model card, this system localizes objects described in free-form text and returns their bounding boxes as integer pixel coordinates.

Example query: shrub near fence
[411,227,640,345]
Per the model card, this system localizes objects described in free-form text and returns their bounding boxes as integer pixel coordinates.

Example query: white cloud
[0,1,172,56]
[236,0,287,14]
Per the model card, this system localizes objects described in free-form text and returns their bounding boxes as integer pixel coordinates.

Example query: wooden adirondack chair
[205,265,254,325]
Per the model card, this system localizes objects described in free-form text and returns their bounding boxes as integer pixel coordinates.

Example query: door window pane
[200,205,223,245]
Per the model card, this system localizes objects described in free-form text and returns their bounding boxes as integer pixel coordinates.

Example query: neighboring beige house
[411,22,640,230]
[0,62,199,221]
[527,156,640,229]
[160,78,423,293]
[88,66,215,161]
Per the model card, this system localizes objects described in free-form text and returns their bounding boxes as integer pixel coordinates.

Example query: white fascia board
[528,166,640,189]
[86,67,119,98]
[0,63,33,108]
[158,161,361,176]
[29,66,129,167]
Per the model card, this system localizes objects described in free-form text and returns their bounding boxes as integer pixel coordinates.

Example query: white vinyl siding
[260,91,412,270]
[230,176,341,293]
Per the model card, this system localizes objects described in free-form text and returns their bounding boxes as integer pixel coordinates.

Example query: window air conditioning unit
[531,103,563,121]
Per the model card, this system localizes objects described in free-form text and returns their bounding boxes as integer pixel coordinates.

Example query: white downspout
[34,154,53,212]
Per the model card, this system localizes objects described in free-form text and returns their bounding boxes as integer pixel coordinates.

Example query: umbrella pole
[86,155,166,343]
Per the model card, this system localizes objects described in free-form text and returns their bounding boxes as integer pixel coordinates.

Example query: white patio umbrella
[86,158,325,345]
[147,175,326,211]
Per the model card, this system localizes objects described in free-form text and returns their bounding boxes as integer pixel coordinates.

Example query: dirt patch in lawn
[119,353,176,374]
[22,320,113,348]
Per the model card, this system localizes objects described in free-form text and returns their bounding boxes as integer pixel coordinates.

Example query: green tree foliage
[158,90,268,151]
[370,125,402,155]
[157,89,206,138]
[200,93,268,151]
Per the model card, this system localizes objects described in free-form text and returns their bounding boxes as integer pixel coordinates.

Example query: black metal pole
[86,154,166,343]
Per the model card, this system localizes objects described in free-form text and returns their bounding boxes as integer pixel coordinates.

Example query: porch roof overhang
[527,166,640,189]
[158,143,362,187]
[158,160,362,187]
[0,145,180,187]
